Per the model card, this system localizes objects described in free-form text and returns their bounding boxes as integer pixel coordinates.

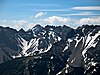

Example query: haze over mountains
[0,25,100,75]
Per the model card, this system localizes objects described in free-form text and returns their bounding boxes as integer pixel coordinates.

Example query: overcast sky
[0,0,100,30]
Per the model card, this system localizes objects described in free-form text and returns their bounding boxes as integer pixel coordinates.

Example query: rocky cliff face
[0,25,100,75]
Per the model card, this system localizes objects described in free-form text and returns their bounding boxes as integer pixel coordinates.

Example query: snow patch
[12,54,22,58]
[89,62,97,66]
[58,37,61,41]
[68,39,73,43]
[75,37,82,48]
[50,56,53,59]
[56,71,62,75]
[82,31,100,57]
[17,37,39,56]
[63,45,68,52]
[39,44,52,54]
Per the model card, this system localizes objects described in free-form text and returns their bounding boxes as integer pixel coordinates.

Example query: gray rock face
[0,25,100,75]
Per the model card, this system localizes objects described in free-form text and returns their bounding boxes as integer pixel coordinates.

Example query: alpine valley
[0,24,100,75]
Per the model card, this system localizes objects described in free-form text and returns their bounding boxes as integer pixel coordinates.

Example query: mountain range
[0,24,100,75]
